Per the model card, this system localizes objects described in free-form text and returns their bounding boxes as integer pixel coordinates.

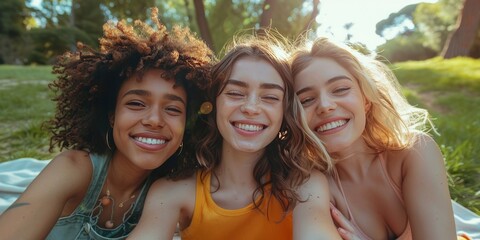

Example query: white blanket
[453,200,480,239]
[0,158,479,238]
[0,158,49,213]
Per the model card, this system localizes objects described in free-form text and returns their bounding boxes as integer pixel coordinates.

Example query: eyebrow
[122,89,150,98]
[227,79,285,92]
[296,75,352,95]
[165,94,186,105]
[122,89,186,105]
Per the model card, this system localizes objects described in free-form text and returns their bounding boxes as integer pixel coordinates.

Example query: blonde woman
[291,37,456,240]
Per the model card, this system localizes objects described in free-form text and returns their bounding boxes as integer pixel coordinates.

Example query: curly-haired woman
[0,8,213,239]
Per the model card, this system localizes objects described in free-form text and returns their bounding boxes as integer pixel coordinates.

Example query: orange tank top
[181,171,293,240]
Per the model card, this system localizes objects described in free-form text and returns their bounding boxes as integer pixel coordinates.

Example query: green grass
[0,60,479,214]
[392,57,480,214]
[0,65,57,162]
[0,65,56,81]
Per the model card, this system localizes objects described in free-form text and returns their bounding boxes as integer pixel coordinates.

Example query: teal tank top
[46,154,152,240]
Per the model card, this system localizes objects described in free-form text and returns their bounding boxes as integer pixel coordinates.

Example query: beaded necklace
[98,180,137,228]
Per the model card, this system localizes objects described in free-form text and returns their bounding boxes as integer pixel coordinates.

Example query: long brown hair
[194,34,332,215]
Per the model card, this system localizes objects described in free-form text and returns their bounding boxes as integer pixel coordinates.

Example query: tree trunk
[258,0,278,35]
[70,0,76,51]
[193,0,214,51]
[183,0,194,29]
[442,0,480,58]
[302,0,320,33]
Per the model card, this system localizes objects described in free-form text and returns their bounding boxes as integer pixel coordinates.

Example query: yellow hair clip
[199,101,213,115]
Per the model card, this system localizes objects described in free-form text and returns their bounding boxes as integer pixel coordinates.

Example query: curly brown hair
[193,34,332,217]
[46,8,214,175]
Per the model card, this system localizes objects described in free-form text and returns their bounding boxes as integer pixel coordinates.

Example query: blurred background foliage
[0,0,322,62]
[0,0,479,64]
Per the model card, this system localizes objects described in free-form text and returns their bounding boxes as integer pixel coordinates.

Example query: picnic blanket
[454,200,480,239]
[1,158,479,238]
[0,158,49,213]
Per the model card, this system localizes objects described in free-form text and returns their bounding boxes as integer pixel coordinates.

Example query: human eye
[225,90,245,98]
[264,95,280,101]
[165,106,184,116]
[333,87,351,94]
[126,100,145,109]
[261,94,282,103]
[300,97,315,106]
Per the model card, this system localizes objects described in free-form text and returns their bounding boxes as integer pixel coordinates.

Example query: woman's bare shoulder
[51,150,93,170]
[384,132,444,178]
[46,150,94,195]
[390,133,440,161]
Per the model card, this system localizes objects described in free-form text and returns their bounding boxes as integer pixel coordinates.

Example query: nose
[315,95,336,114]
[142,109,165,128]
[240,95,260,115]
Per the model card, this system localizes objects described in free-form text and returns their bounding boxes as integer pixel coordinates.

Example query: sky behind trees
[4,0,475,65]
[28,0,438,50]
[316,0,437,49]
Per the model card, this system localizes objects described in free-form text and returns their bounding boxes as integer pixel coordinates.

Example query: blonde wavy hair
[291,37,432,152]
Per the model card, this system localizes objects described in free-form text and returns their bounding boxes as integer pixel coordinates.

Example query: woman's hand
[330,203,366,240]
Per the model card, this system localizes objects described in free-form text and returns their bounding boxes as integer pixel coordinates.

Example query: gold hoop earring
[176,142,183,156]
[106,129,113,150]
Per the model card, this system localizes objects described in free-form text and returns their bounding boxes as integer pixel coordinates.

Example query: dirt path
[404,83,450,114]
[0,79,50,90]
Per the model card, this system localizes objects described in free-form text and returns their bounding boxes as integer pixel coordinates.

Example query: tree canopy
[0,0,478,65]
[375,0,480,62]
[0,0,323,64]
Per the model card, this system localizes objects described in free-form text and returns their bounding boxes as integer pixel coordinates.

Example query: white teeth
[134,137,166,145]
[317,120,347,132]
[235,123,264,132]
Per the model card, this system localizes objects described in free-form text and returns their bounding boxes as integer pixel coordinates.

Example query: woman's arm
[0,150,92,238]
[293,170,342,240]
[402,134,456,239]
[128,175,195,240]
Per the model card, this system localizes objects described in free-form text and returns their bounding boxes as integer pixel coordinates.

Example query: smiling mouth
[234,122,265,132]
[316,120,348,132]
[133,136,166,145]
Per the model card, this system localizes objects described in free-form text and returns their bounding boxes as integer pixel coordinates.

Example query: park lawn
[392,57,480,213]
[0,65,57,161]
[0,65,56,81]
[0,58,479,213]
